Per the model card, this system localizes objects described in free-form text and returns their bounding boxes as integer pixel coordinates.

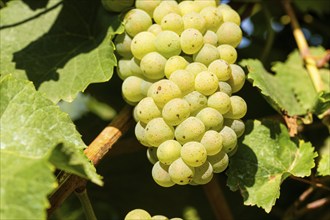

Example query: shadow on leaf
[22,0,49,10]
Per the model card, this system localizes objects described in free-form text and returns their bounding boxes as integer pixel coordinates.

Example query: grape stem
[75,186,97,220]
[289,176,330,191]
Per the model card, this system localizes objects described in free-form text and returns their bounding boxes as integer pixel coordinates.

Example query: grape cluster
[115,0,247,187]
[125,208,182,220]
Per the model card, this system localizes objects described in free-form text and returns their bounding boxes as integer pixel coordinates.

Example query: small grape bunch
[114,0,247,187]
[124,208,182,220]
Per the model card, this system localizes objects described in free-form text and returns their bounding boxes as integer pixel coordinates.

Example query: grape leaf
[317,137,330,176]
[0,0,123,103]
[227,120,317,213]
[293,0,330,15]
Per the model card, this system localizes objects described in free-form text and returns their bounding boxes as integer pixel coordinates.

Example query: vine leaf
[317,137,330,176]
[0,75,102,219]
[227,120,317,213]
[0,0,123,103]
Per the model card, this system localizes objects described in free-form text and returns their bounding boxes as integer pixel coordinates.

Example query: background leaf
[317,137,330,176]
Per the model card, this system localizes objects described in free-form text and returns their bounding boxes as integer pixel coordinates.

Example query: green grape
[135,0,161,17]
[208,59,231,81]
[227,144,238,157]
[217,22,242,48]
[219,126,237,153]
[201,130,223,155]
[162,98,190,126]
[131,31,156,60]
[161,13,184,35]
[196,107,224,131]
[117,59,133,80]
[224,119,245,138]
[102,0,134,12]
[148,24,163,36]
[133,105,139,122]
[208,150,229,173]
[147,79,182,108]
[178,1,200,15]
[182,12,206,34]
[170,218,184,220]
[157,140,182,165]
[217,5,241,25]
[140,52,167,80]
[129,57,144,78]
[227,64,246,93]
[152,161,175,187]
[185,62,207,78]
[140,79,153,97]
[194,0,217,10]
[155,31,181,58]
[135,97,161,124]
[164,56,189,78]
[152,215,169,220]
[180,28,204,54]
[218,81,232,96]
[181,141,207,167]
[203,30,218,46]
[114,33,132,58]
[183,91,207,115]
[135,121,151,147]
[175,117,205,144]
[193,43,220,66]
[122,76,145,104]
[217,44,237,64]
[124,9,152,37]
[192,161,213,184]
[223,96,247,119]
[125,209,152,220]
[147,147,159,164]
[145,118,174,147]
[207,91,231,114]
[200,6,223,32]
[169,69,195,96]
[194,71,219,96]
[169,158,195,185]
[153,1,181,25]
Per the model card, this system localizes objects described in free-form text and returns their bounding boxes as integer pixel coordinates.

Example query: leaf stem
[75,186,97,220]
[290,176,330,191]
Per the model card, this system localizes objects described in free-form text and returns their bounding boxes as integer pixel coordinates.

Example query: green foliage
[317,137,330,176]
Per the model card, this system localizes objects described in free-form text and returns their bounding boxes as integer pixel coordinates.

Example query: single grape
[169,69,195,96]
[140,52,167,80]
[182,12,206,34]
[185,62,207,78]
[140,79,153,97]
[152,161,175,187]
[148,23,163,36]
[175,117,205,144]
[161,13,184,35]
[147,147,159,164]
[193,43,220,66]
[192,161,213,184]
[135,121,151,147]
[201,130,223,155]
[217,44,237,64]
[117,59,133,80]
[164,56,189,78]
[203,30,218,46]
[135,0,161,17]
[227,64,246,93]
[194,0,217,10]
[155,31,181,58]
[217,22,242,48]
[194,71,219,96]
[208,59,231,81]
[131,31,156,60]
[180,28,204,54]
[145,118,174,147]
[223,96,247,119]
[219,126,237,153]
[224,119,245,138]
[114,33,133,58]
[217,5,241,25]
[152,215,169,220]
[196,107,224,131]
[169,158,195,185]
[153,1,181,25]
[135,97,161,124]
[227,144,238,157]
[183,91,207,115]
[102,0,134,12]
[207,91,231,114]
[157,140,182,165]
[147,79,182,108]
[200,6,223,32]
[181,141,207,167]
[124,9,152,37]
[208,150,229,173]
[162,98,190,126]
[122,76,145,104]
[218,81,232,96]
[178,1,200,15]
[129,57,144,78]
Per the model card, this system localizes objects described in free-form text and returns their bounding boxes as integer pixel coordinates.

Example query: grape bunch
[115,0,247,187]
[125,208,182,220]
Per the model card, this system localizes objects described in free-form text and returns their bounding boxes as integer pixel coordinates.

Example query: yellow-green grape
[135,0,161,17]
[178,1,200,15]
[218,81,233,96]
[162,98,190,126]
[140,52,167,80]
[114,33,133,58]
[161,13,184,35]
[175,117,205,144]
[124,209,152,220]
[117,59,132,80]
[201,130,223,155]
[193,43,220,66]
[169,158,195,185]
[217,4,241,25]
[129,57,144,78]
[181,141,207,167]
[170,218,184,220]
[124,9,152,37]
[148,24,163,36]
[135,97,161,124]
[217,44,237,64]
[208,59,231,81]
[102,0,134,12]
[182,12,206,34]
[203,30,218,46]
[194,71,219,96]
[153,1,181,25]
[152,215,169,220]
[185,62,207,78]
[140,79,153,97]
[208,150,229,173]
[183,91,207,115]
[224,96,247,119]
[217,22,242,48]
[192,161,213,184]
[227,144,238,157]
[145,118,174,147]
[131,31,156,60]
[147,147,159,164]
[165,56,189,78]
[200,6,223,32]
[152,161,175,187]
[219,126,237,153]
[227,64,246,93]
[122,76,145,104]
[135,121,151,147]
[180,28,204,54]
[194,0,217,9]
[157,140,182,165]
[155,31,181,58]
[169,70,195,96]
[196,107,224,131]
[133,106,139,122]
[207,91,231,114]
[224,119,245,138]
